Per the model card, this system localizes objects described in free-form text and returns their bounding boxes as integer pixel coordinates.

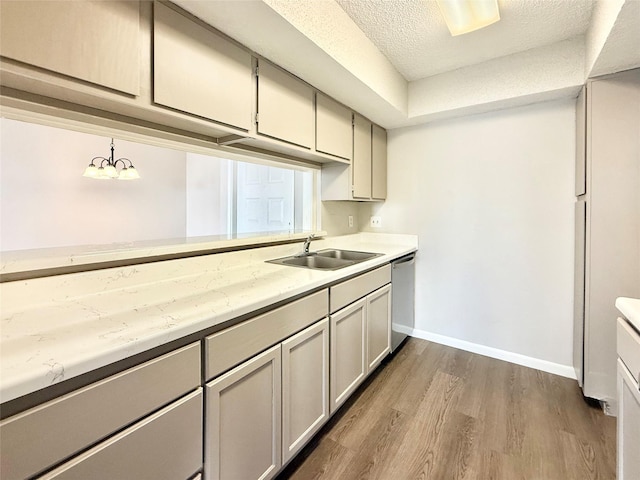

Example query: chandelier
[82,138,140,180]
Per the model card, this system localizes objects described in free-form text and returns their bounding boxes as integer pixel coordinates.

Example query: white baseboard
[405,327,576,380]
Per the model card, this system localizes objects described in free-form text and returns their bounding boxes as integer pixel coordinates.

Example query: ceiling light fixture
[436,0,500,36]
[82,138,140,180]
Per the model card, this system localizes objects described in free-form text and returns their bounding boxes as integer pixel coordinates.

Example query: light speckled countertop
[0,233,417,403]
[616,297,640,332]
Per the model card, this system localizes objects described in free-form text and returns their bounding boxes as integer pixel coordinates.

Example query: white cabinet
[367,284,392,372]
[205,318,329,479]
[282,318,330,463]
[353,114,373,199]
[205,345,282,480]
[372,124,388,200]
[329,266,392,413]
[618,361,640,480]
[573,69,640,404]
[257,60,315,149]
[617,314,640,480]
[321,118,387,201]
[153,2,253,131]
[316,93,352,161]
[330,299,367,413]
[0,1,140,95]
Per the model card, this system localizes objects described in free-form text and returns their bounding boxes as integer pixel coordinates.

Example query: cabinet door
[0,1,140,95]
[352,114,372,199]
[372,124,387,200]
[367,284,392,373]
[154,2,252,131]
[618,359,640,480]
[573,200,586,386]
[575,86,587,196]
[257,60,314,148]
[205,345,282,480]
[316,93,352,160]
[41,389,203,480]
[282,318,330,463]
[330,299,367,414]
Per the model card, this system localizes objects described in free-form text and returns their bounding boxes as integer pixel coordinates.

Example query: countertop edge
[616,297,640,332]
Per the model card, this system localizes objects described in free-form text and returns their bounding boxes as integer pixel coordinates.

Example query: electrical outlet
[370,216,382,228]
[348,215,354,228]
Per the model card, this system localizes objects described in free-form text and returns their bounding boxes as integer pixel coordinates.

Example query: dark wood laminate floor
[277,338,616,480]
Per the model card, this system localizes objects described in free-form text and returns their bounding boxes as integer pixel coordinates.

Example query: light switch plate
[370,216,382,228]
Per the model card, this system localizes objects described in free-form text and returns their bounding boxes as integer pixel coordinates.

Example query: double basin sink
[268,249,381,270]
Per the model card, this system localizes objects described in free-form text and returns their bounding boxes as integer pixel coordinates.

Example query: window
[0,118,318,252]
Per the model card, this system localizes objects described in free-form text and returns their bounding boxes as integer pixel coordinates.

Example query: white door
[236,163,294,234]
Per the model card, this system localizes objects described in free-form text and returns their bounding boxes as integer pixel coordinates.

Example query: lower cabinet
[40,389,203,480]
[282,319,330,463]
[205,318,329,480]
[617,315,640,480]
[330,281,392,414]
[367,284,392,372]
[2,264,398,480]
[205,345,282,480]
[618,359,640,480]
[330,299,367,413]
[0,343,202,480]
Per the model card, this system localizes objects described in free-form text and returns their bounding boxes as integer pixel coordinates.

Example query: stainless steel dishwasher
[391,253,416,352]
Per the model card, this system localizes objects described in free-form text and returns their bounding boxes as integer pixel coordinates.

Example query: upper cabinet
[575,87,587,197]
[0,0,384,178]
[321,116,387,201]
[256,60,315,149]
[0,1,140,96]
[353,114,373,199]
[153,2,252,131]
[372,124,388,200]
[316,93,352,161]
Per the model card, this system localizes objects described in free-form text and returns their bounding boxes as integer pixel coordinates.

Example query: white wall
[365,99,576,374]
[0,119,187,251]
[321,201,362,236]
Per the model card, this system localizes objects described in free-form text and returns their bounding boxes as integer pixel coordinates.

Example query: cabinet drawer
[0,342,201,480]
[205,290,328,380]
[40,389,203,480]
[330,265,391,313]
[618,317,640,383]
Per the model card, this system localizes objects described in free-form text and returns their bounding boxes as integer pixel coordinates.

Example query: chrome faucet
[302,233,316,254]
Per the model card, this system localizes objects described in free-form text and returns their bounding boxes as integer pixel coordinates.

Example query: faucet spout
[302,233,316,254]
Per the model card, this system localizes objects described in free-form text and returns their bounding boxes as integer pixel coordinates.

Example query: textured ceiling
[335,0,595,81]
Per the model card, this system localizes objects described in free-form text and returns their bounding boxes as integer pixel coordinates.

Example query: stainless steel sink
[281,255,353,270]
[316,249,381,262]
[267,249,381,270]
